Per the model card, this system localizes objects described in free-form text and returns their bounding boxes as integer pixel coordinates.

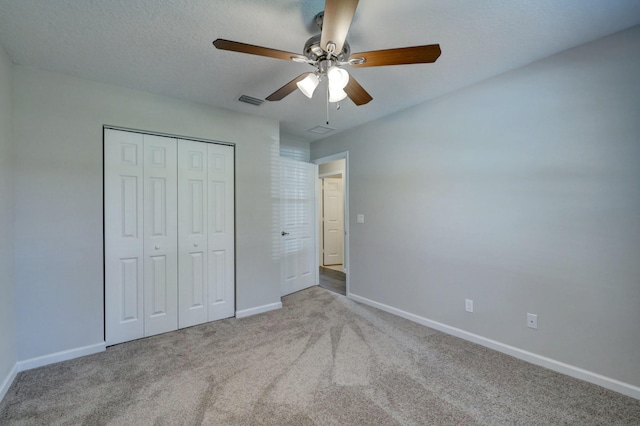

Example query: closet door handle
[154,245,160,250]
[281,231,290,236]
[194,243,199,247]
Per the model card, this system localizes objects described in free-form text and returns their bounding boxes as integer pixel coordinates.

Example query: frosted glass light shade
[296,74,320,98]
[327,66,349,90]
[327,66,349,103]
[329,87,348,102]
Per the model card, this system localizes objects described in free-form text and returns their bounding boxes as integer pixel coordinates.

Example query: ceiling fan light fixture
[329,87,348,103]
[327,66,349,90]
[296,73,320,98]
[214,0,442,111]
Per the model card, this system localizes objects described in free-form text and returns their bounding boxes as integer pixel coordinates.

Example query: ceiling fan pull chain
[326,82,330,125]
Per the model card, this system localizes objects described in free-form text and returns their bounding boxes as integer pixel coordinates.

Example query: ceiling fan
[213,0,441,107]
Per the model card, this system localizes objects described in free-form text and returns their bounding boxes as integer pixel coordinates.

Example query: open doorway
[313,152,349,296]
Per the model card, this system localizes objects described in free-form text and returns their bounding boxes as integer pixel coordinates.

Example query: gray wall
[311,26,640,387]
[280,134,310,162]
[13,66,282,361]
[0,39,16,392]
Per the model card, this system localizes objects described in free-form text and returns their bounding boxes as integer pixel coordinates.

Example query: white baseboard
[349,293,640,400]
[1,341,106,403]
[236,301,282,319]
[0,363,18,403]
[16,342,106,372]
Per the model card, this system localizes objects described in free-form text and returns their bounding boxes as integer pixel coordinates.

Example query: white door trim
[104,125,234,147]
[312,151,350,296]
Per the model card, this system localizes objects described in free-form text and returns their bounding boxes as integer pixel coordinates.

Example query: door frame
[312,151,350,296]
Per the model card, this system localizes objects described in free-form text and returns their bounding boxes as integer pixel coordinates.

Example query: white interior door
[281,157,317,296]
[206,143,235,321]
[105,129,145,345]
[322,177,343,266]
[178,140,209,328]
[143,135,178,337]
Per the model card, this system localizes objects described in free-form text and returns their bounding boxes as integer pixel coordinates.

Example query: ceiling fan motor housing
[303,34,351,62]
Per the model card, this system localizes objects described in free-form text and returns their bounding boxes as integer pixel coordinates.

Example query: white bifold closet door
[143,135,179,337]
[178,140,235,328]
[105,129,234,346]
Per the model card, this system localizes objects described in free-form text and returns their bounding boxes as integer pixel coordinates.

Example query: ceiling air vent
[238,95,264,106]
[307,125,335,135]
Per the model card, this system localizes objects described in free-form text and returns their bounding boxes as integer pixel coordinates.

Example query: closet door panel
[207,144,235,321]
[105,129,144,345]
[178,140,209,328]
[143,135,178,337]
[107,130,236,344]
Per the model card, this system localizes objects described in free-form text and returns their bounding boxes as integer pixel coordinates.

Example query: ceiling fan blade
[349,44,441,68]
[213,39,306,62]
[266,73,313,101]
[321,0,359,54]
[344,75,372,106]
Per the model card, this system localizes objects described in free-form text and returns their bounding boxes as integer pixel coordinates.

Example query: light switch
[356,214,365,224]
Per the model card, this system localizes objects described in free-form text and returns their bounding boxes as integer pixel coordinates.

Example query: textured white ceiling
[1,0,639,141]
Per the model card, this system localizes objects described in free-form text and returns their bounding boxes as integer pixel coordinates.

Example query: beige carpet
[1,286,639,425]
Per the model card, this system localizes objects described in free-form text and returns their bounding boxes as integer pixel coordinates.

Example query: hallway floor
[323,264,343,272]
[319,266,346,296]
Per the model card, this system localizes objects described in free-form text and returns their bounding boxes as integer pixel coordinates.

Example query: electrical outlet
[527,313,538,329]
[465,299,473,313]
